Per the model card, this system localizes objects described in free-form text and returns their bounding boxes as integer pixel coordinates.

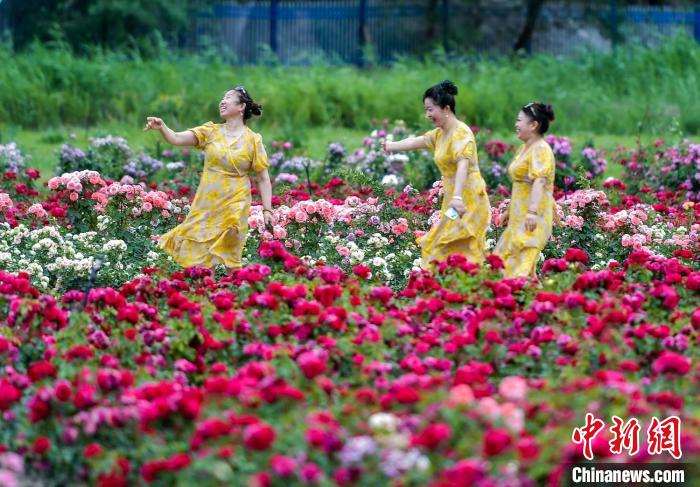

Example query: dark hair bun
[542,104,555,122]
[250,103,263,117]
[521,102,555,134]
[439,80,458,96]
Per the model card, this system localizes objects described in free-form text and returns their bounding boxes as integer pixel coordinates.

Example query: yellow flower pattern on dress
[159,122,269,269]
[418,121,492,268]
[494,138,555,278]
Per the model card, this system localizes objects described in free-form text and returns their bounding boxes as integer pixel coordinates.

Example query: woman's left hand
[449,198,467,217]
[525,213,538,231]
[263,211,274,231]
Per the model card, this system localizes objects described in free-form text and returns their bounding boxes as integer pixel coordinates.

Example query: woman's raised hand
[381,140,392,153]
[144,117,164,131]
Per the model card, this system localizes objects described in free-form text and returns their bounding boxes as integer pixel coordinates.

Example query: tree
[513,0,547,52]
[2,0,216,54]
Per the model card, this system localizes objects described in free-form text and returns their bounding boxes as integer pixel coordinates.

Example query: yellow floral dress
[159,122,269,269]
[494,138,555,278]
[418,121,492,268]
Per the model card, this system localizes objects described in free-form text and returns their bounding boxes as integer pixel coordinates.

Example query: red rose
[369,286,394,305]
[394,386,419,404]
[619,360,639,372]
[651,351,691,376]
[334,467,362,486]
[297,350,328,379]
[244,423,276,451]
[652,284,679,310]
[483,428,511,456]
[411,422,452,450]
[178,395,202,420]
[28,360,57,383]
[564,248,589,264]
[542,258,568,273]
[165,453,190,471]
[486,254,505,270]
[84,443,103,458]
[248,472,271,487]
[0,382,21,410]
[352,265,371,279]
[53,380,72,402]
[218,445,235,459]
[691,308,700,329]
[270,454,296,477]
[516,435,540,460]
[33,436,51,455]
[313,285,342,307]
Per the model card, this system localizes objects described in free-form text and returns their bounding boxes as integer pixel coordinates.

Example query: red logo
[647,416,682,459]
[572,413,606,460]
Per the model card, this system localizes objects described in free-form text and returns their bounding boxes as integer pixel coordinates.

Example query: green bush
[1,36,699,135]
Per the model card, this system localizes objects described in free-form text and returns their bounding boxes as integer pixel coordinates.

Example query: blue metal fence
[188,1,700,64]
[0,1,698,62]
[191,0,431,64]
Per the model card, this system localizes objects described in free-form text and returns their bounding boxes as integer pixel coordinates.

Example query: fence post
[358,0,368,66]
[610,0,619,51]
[441,0,449,52]
[695,3,700,44]
[270,0,279,55]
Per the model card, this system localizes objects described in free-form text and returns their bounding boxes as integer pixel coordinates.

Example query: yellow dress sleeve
[187,121,216,150]
[422,128,439,151]
[528,142,555,181]
[451,132,477,163]
[252,133,270,173]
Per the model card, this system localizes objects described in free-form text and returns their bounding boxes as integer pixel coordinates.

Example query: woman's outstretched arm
[144,117,197,147]
[383,136,429,153]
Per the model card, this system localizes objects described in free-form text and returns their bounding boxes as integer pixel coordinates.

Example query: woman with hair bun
[495,102,556,278]
[144,86,273,272]
[383,80,491,268]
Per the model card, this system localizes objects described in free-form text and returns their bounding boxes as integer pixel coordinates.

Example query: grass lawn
[4,122,693,186]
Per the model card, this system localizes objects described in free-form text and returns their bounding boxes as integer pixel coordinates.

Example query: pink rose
[499,376,528,402]
[448,384,475,405]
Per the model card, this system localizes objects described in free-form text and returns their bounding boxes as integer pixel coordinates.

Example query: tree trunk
[513,0,546,52]
[425,0,439,42]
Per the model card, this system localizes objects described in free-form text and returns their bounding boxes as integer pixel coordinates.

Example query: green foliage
[2,0,201,55]
[1,37,699,135]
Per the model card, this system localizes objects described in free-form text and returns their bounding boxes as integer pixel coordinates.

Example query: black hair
[521,102,555,135]
[423,80,458,113]
[231,86,263,122]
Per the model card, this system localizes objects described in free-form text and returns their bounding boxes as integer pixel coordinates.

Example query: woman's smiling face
[424,97,450,128]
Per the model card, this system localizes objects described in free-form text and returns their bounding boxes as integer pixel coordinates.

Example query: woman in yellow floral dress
[495,102,556,278]
[144,86,273,271]
[384,80,491,268]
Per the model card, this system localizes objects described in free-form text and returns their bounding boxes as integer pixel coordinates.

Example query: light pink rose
[499,376,527,402]
[448,384,475,405]
[294,211,308,223]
